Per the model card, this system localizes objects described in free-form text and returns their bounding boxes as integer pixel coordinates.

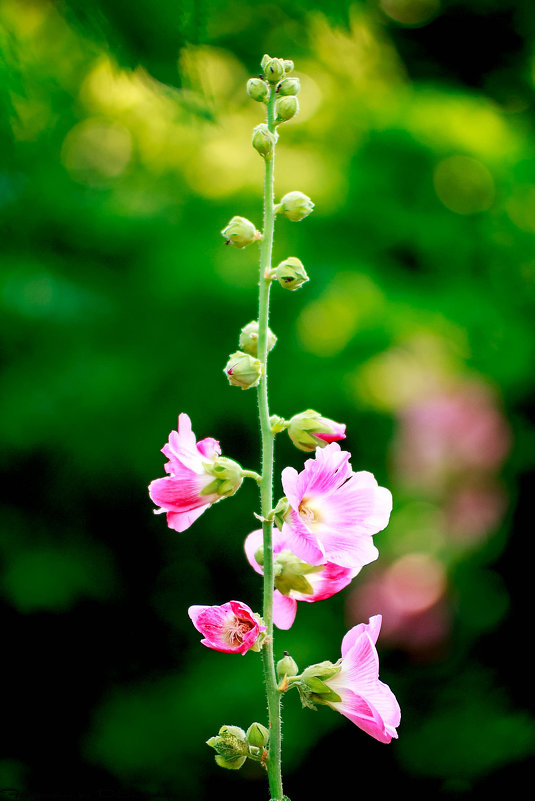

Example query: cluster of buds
[207,723,269,770]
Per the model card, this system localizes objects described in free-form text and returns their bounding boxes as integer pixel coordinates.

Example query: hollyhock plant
[148,413,244,533]
[287,409,346,452]
[294,615,400,743]
[244,528,359,629]
[188,600,266,655]
[281,442,392,569]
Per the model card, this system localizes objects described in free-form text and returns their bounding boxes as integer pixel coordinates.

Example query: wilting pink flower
[149,413,242,533]
[281,443,392,569]
[244,528,359,629]
[321,615,400,743]
[188,600,266,655]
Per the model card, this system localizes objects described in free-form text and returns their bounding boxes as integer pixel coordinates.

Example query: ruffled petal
[148,473,216,513]
[166,505,208,532]
[273,591,297,629]
[341,616,382,657]
[281,516,325,566]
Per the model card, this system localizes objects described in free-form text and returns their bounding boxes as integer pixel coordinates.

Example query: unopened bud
[275,256,309,291]
[277,77,300,96]
[276,96,299,122]
[215,754,246,770]
[276,191,315,222]
[269,414,288,434]
[288,410,346,452]
[247,77,268,103]
[224,351,264,390]
[277,652,299,680]
[239,320,277,357]
[246,722,269,748]
[283,59,294,73]
[272,496,291,530]
[263,56,285,83]
[221,216,261,248]
[252,123,276,160]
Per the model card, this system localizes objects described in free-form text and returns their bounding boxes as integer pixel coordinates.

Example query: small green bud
[246,722,269,748]
[254,546,264,566]
[224,350,264,389]
[215,754,247,770]
[283,59,294,74]
[276,191,315,222]
[221,216,261,248]
[239,320,277,357]
[277,77,300,96]
[272,496,291,530]
[262,55,285,83]
[276,96,299,123]
[277,652,299,680]
[275,256,309,291]
[252,123,277,160]
[269,414,288,434]
[247,77,268,103]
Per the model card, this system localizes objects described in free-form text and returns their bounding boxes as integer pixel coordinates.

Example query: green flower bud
[202,456,244,498]
[224,350,264,389]
[239,320,277,357]
[276,96,299,122]
[254,546,264,566]
[247,77,268,103]
[246,722,269,748]
[252,123,277,160]
[277,77,300,96]
[221,216,261,248]
[275,256,309,291]
[277,652,299,681]
[214,754,247,770]
[276,191,315,222]
[269,414,288,434]
[262,55,285,83]
[287,409,346,452]
[272,496,291,530]
[283,59,294,74]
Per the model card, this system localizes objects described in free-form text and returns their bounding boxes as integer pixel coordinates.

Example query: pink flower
[280,443,392,569]
[319,615,400,743]
[148,413,242,533]
[188,600,266,655]
[244,528,359,629]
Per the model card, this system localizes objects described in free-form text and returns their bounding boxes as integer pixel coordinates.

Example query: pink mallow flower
[188,600,266,655]
[244,528,359,630]
[302,615,400,743]
[148,413,243,533]
[281,443,392,569]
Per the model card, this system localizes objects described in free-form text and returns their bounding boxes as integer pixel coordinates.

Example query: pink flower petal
[273,591,297,629]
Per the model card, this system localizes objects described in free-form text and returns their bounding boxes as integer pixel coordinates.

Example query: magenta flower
[188,600,266,655]
[319,615,400,743]
[280,443,392,569]
[148,413,242,533]
[244,528,359,629]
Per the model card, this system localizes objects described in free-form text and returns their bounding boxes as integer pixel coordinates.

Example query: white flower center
[222,615,254,646]
[298,496,323,530]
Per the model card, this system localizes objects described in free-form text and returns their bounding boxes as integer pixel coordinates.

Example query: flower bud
[207,725,249,768]
[203,456,244,498]
[246,722,269,748]
[247,77,268,103]
[277,77,300,96]
[221,216,261,248]
[269,414,288,434]
[276,191,315,222]
[262,55,285,83]
[239,320,277,357]
[283,59,294,74]
[276,96,299,122]
[224,351,263,390]
[274,256,309,291]
[272,496,291,530]
[277,652,299,680]
[252,123,277,160]
[287,409,346,452]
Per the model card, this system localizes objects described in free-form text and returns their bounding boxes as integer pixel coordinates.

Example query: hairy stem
[257,88,283,800]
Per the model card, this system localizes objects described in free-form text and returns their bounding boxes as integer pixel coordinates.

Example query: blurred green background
[2,0,535,798]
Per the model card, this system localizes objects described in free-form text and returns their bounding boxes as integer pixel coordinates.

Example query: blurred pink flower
[281,443,392,569]
[445,480,508,542]
[188,600,266,655]
[393,382,511,492]
[149,413,240,532]
[322,615,400,743]
[244,528,359,629]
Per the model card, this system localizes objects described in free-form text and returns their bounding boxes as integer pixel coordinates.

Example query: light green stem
[257,89,283,800]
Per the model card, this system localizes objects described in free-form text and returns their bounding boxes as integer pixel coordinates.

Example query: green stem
[257,89,283,800]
